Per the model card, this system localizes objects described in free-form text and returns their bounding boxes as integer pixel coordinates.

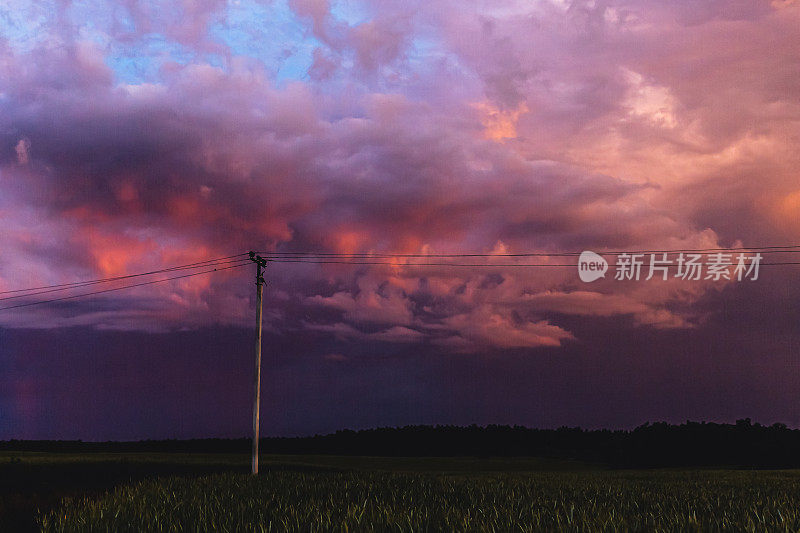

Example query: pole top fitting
[248,251,268,267]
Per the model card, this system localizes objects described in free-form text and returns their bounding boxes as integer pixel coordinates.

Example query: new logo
[578,251,608,282]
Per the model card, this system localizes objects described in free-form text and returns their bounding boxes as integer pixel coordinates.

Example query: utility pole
[248,251,267,475]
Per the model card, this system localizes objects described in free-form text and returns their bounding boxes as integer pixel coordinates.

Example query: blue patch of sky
[409,27,474,83]
[0,0,60,52]
[210,0,320,85]
[88,1,212,85]
[0,0,394,89]
[330,0,369,26]
[0,0,320,86]
[105,36,197,84]
[67,0,116,35]
[408,36,440,66]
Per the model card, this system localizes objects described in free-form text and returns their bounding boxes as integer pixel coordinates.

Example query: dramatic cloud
[1,0,798,349]
[1,0,800,439]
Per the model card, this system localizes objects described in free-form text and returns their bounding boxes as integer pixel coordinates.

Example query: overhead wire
[0,253,249,296]
[0,263,249,312]
[0,257,251,302]
[257,244,800,258]
[257,245,800,267]
[2,245,798,312]
[264,258,800,267]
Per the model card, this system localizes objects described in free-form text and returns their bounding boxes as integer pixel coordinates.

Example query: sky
[1,0,799,440]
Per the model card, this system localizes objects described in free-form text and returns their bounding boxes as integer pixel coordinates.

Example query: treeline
[4,419,799,467]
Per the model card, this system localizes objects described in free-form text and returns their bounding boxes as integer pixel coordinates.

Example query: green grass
[0,451,248,466]
[0,452,248,531]
[38,468,800,532]
[0,452,591,530]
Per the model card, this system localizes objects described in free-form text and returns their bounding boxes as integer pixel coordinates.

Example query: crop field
[26,458,800,532]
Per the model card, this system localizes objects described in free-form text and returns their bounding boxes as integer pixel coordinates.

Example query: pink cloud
[441,309,574,350]
[0,0,798,351]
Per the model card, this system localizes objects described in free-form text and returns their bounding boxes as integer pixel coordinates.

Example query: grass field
[5,452,800,531]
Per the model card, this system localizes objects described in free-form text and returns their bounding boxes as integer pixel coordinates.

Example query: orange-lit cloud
[0,0,798,351]
[472,101,529,141]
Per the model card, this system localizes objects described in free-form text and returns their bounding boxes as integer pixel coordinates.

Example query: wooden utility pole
[249,251,267,475]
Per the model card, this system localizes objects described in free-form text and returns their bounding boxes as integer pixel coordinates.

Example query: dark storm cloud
[0,0,799,437]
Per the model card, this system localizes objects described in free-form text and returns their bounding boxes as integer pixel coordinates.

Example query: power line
[0,263,248,312]
[3,245,798,310]
[258,245,800,258]
[0,253,249,296]
[268,259,579,266]
[265,258,800,267]
[0,257,251,303]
